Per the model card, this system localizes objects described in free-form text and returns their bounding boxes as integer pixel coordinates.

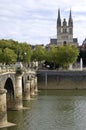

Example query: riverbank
[37,70,86,90]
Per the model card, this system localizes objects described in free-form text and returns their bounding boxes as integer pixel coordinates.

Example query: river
[1,90,86,130]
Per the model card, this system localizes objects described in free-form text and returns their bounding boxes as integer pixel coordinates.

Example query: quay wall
[37,70,86,90]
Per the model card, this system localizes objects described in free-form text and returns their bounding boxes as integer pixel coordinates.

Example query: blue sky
[0,0,86,45]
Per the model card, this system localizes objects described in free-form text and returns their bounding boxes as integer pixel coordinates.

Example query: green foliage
[32,45,46,61]
[0,48,3,62]
[46,45,57,62]
[19,43,32,63]
[0,39,79,68]
[0,39,32,64]
[46,45,79,69]
[56,45,79,68]
[3,48,17,64]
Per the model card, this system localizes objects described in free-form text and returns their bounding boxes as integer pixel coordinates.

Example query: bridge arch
[4,77,14,109]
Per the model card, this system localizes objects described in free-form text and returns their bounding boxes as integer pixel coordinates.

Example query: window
[63,28,67,33]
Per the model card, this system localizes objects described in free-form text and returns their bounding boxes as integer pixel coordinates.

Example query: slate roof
[50,38,78,45]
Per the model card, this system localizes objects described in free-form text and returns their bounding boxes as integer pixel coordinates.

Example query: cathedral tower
[49,9,78,46]
[57,9,74,45]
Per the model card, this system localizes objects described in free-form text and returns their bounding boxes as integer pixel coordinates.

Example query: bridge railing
[0,64,37,74]
[0,65,16,73]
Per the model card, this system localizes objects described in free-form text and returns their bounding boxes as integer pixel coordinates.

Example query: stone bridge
[0,70,38,128]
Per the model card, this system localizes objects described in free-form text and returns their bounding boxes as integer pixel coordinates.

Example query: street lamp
[24,52,27,68]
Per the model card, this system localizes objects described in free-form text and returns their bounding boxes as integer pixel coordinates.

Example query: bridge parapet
[0,65,15,74]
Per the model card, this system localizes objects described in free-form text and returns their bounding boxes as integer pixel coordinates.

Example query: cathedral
[50,9,78,46]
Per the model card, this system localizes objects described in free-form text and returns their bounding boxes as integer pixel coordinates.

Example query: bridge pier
[30,77,35,97]
[34,76,38,93]
[23,80,30,100]
[0,89,15,128]
[14,74,23,110]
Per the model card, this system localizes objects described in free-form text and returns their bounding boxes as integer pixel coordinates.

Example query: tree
[45,45,79,69]
[0,39,32,65]
[3,48,17,64]
[45,45,58,68]
[0,48,3,63]
[32,45,46,61]
[56,45,79,68]
[19,43,32,63]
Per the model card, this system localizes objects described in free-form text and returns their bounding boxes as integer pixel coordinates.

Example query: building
[49,9,78,46]
[82,38,86,49]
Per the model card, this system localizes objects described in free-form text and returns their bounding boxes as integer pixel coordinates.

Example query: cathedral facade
[50,9,78,46]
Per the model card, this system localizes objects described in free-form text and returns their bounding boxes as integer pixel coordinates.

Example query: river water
[1,90,86,130]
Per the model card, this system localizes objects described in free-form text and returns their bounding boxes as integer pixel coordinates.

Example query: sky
[0,0,86,45]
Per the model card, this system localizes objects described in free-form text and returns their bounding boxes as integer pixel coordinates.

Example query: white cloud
[0,0,86,45]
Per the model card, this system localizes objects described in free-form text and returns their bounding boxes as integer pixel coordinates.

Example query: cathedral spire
[68,9,73,26]
[57,9,61,26]
[69,9,72,19]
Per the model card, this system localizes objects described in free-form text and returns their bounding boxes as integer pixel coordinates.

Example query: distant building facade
[82,38,86,49]
[49,9,78,46]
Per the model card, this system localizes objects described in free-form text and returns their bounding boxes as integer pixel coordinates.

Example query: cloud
[0,0,86,45]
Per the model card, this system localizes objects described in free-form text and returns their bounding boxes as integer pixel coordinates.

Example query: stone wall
[37,70,86,89]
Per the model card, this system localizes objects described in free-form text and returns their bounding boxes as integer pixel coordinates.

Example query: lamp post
[24,52,27,68]
[15,51,23,75]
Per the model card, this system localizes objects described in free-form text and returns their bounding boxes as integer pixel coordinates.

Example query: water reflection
[7,110,23,130]
[1,90,86,130]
